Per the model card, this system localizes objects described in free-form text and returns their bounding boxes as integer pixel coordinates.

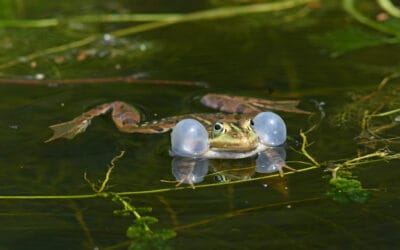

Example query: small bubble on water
[103,33,113,41]
[9,125,19,130]
[35,73,45,80]
[140,44,147,51]
[18,56,27,62]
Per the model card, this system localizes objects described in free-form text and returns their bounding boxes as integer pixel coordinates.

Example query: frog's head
[170,112,286,159]
[208,119,258,152]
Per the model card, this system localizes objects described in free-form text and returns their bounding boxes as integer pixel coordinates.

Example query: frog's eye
[213,122,225,134]
[171,119,209,157]
[250,119,255,126]
[244,119,254,130]
[252,112,286,146]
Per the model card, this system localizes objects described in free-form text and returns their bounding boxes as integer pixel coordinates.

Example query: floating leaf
[326,177,369,204]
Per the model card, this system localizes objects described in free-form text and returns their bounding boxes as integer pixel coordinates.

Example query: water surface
[1,0,400,249]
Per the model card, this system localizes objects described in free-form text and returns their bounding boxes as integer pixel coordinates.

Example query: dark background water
[1,0,400,249]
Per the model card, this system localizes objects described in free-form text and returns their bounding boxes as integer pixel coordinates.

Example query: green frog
[46,93,310,174]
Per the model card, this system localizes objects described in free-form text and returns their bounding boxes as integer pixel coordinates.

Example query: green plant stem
[340,151,400,170]
[300,131,320,167]
[0,14,183,28]
[75,14,182,23]
[343,0,400,37]
[377,0,400,17]
[0,194,99,199]
[376,72,400,90]
[286,160,315,166]
[343,151,388,166]
[70,201,96,248]
[370,122,399,134]
[98,151,125,193]
[111,193,151,232]
[169,0,313,22]
[0,0,313,70]
[368,108,400,117]
[0,77,206,87]
[0,165,319,200]
[0,19,59,28]
[174,196,322,231]
[104,195,322,250]
[0,35,98,70]
[84,150,125,193]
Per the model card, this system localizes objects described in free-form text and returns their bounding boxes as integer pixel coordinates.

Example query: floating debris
[9,125,19,130]
[35,73,45,80]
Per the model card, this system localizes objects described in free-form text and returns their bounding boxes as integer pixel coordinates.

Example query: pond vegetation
[1,0,400,249]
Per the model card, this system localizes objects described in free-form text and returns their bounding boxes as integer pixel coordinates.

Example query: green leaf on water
[326,176,369,204]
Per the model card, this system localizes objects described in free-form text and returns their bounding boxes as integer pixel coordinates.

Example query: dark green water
[1,0,400,249]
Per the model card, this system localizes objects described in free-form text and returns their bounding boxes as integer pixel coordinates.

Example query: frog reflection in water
[172,146,288,188]
[46,94,310,176]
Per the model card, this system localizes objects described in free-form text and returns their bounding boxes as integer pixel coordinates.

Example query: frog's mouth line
[170,143,269,159]
[203,143,269,159]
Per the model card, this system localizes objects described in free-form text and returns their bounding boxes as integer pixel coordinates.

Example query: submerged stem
[343,0,400,37]
[0,0,313,70]
[0,35,98,70]
[0,14,182,28]
[0,165,319,200]
[367,108,400,118]
[377,0,400,18]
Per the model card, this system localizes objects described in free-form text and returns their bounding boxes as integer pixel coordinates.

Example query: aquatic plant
[0,0,315,71]
[327,176,369,204]
[1,1,400,248]
[312,0,400,56]
[83,151,177,249]
[329,73,400,151]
